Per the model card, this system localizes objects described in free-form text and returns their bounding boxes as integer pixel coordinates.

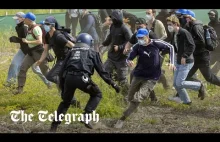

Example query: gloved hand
[111,83,120,93]
[9,36,21,43]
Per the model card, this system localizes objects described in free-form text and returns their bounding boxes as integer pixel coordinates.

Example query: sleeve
[154,39,175,65]
[127,44,139,61]
[182,31,196,58]
[33,26,42,38]
[102,28,112,46]
[129,33,138,44]
[79,15,94,33]
[56,33,69,48]
[22,25,28,38]
[45,33,50,44]
[118,25,133,51]
[192,24,206,45]
[93,52,113,85]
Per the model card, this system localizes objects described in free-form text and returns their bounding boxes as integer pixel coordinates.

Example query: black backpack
[203,25,219,51]
[190,23,219,51]
[57,26,76,43]
[88,13,103,41]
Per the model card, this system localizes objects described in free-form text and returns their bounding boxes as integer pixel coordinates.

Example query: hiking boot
[168,96,183,104]
[50,123,58,132]
[71,100,81,109]
[80,114,93,129]
[13,86,23,95]
[175,93,179,97]
[114,120,124,129]
[183,101,192,105]
[198,82,206,100]
[3,82,12,88]
[47,82,52,89]
[150,90,158,102]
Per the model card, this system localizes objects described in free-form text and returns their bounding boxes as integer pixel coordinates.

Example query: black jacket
[14,22,29,55]
[45,31,69,60]
[186,20,208,55]
[59,45,113,91]
[102,10,133,61]
[170,27,195,64]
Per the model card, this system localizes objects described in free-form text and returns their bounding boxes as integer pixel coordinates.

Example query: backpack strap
[29,24,39,40]
[151,19,157,32]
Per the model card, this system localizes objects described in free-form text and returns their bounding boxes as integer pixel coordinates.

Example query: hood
[209,9,219,23]
[158,9,169,15]
[110,10,123,25]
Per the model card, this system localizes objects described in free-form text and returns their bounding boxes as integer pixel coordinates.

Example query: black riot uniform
[50,33,120,132]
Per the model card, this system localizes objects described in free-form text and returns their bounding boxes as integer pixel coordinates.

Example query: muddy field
[1,102,220,133]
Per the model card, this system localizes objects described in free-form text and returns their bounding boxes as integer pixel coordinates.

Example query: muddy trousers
[130,70,157,101]
[46,59,77,102]
[157,55,170,89]
[17,50,49,87]
[123,77,156,118]
[51,74,102,125]
[104,58,129,95]
[210,52,220,75]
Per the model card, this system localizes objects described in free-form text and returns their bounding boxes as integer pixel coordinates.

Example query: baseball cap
[12,12,25,19]
[136,28,149,38]
[136,18,146,25]
[22,12,36,21]
[186,10,195,18]
[208,10,216,15]
[44,16,60,29]
[175,9,188,15]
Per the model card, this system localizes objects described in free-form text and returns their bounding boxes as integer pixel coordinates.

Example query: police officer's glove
[111,83,120,93]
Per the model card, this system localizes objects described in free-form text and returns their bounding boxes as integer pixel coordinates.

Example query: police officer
[50,33,120,132]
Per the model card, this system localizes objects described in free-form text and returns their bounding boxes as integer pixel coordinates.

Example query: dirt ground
[1,102,220,133]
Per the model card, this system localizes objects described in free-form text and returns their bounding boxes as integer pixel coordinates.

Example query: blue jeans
[173,62,201,103]
[31,64,51,86]
[6,49,25,83]
[6,49,51,86]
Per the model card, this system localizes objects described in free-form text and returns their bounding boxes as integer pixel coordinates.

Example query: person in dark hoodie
[99,9,133,97]
[184,10,220,88]
[78,9,99,52]
[208,10,220,75]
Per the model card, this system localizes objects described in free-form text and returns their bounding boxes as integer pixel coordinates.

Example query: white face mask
[145,15,153,22]
[168,25,174,33]
[138,39,146,45]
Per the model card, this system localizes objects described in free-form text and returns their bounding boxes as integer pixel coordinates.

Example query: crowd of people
[3,9,220,132]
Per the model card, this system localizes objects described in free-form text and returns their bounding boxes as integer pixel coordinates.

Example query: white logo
[82,76,89,83]
[143,51,151,57]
